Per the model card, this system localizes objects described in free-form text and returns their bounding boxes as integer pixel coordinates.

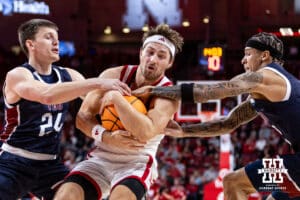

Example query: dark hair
[246,32,284,65]
[18,18,58,57]
[142,24,184,58]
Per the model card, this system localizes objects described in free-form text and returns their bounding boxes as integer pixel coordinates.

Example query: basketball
[101,95,147,131]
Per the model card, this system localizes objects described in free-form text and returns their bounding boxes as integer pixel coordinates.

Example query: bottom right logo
[257,158,288,191]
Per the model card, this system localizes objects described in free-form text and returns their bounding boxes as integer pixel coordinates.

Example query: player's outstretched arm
[133,85,182,101]
[5,67,130,105]
[134,71,264,103]
[192,72,263,102]
[165,100,258,138]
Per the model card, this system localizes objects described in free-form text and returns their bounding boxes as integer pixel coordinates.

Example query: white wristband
[91,125,106,142]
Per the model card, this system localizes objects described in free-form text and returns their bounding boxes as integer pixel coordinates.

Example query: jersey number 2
[39,113,63,136]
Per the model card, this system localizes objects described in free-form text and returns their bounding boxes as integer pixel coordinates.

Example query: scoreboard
[199,46,224,72]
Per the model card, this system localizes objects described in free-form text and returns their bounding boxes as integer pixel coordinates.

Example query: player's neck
[135,67,163,87]
[28,58,52,75]
[134,77,158,88]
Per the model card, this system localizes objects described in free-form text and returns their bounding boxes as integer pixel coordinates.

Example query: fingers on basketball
[100,96,147,131]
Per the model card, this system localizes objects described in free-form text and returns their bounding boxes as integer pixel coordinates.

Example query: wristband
[181,83,195,102]
[91,125,106,142]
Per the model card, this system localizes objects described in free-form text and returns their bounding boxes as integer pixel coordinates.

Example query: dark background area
[0,0,300,82]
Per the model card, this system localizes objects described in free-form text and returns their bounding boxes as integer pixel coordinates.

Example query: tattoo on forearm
[151,85,181,100]
[193,83,247,102]
[181,101,258,137]
[149,72,263,105]
[193,72,263,102]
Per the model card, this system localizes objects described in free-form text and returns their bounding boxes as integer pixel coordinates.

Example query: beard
[142,67,162,81]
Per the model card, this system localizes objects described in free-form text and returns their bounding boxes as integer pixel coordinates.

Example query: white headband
[143,35,176,58]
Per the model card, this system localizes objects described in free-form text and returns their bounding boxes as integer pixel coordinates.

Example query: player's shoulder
[103,65,124,73]
[7,66,33,78]
[4,66,35,90]
[258,66,283,79]
[99,65,124,78]
[9,65,30,72]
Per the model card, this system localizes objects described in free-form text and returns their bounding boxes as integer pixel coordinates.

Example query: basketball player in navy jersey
[133,32,300,200]
[0,18,131,200]
[54,24,183,200]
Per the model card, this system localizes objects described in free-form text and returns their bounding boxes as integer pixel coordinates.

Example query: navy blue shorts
[0,151,69,200]
[245,153,300,199]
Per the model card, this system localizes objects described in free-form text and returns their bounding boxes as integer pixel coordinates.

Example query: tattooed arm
[193,72,263,102]
[132,85,182,101]
[134,71,264,102]
[165,100,258,138]
[151,85,182,100]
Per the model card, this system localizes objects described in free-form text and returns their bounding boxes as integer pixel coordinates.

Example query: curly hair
[142,24,184,56]
[248,32,284,65]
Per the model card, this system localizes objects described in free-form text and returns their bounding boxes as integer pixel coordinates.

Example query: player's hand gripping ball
[101,96,147,131]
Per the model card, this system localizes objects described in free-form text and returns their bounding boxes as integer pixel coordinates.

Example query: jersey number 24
[39,112,63,136]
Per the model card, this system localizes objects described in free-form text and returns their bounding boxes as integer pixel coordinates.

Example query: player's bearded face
[141,63,164,81]
[140,43,172,81]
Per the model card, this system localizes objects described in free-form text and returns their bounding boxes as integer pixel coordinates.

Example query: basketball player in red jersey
[54,24,184,200]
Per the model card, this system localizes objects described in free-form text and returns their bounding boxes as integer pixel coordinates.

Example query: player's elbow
[39,93,56,105]
[24,87,55,105]
[38,85,63,104]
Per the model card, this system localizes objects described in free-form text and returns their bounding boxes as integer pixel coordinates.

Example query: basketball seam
[106,106,123,131]
[106,107,120,119]
[129,97,138,105]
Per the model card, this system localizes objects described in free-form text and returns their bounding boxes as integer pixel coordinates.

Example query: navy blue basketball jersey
[250,62,300,152]
[1,63,72,155]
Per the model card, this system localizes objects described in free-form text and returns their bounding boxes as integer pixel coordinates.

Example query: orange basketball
[101,95,147,131]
